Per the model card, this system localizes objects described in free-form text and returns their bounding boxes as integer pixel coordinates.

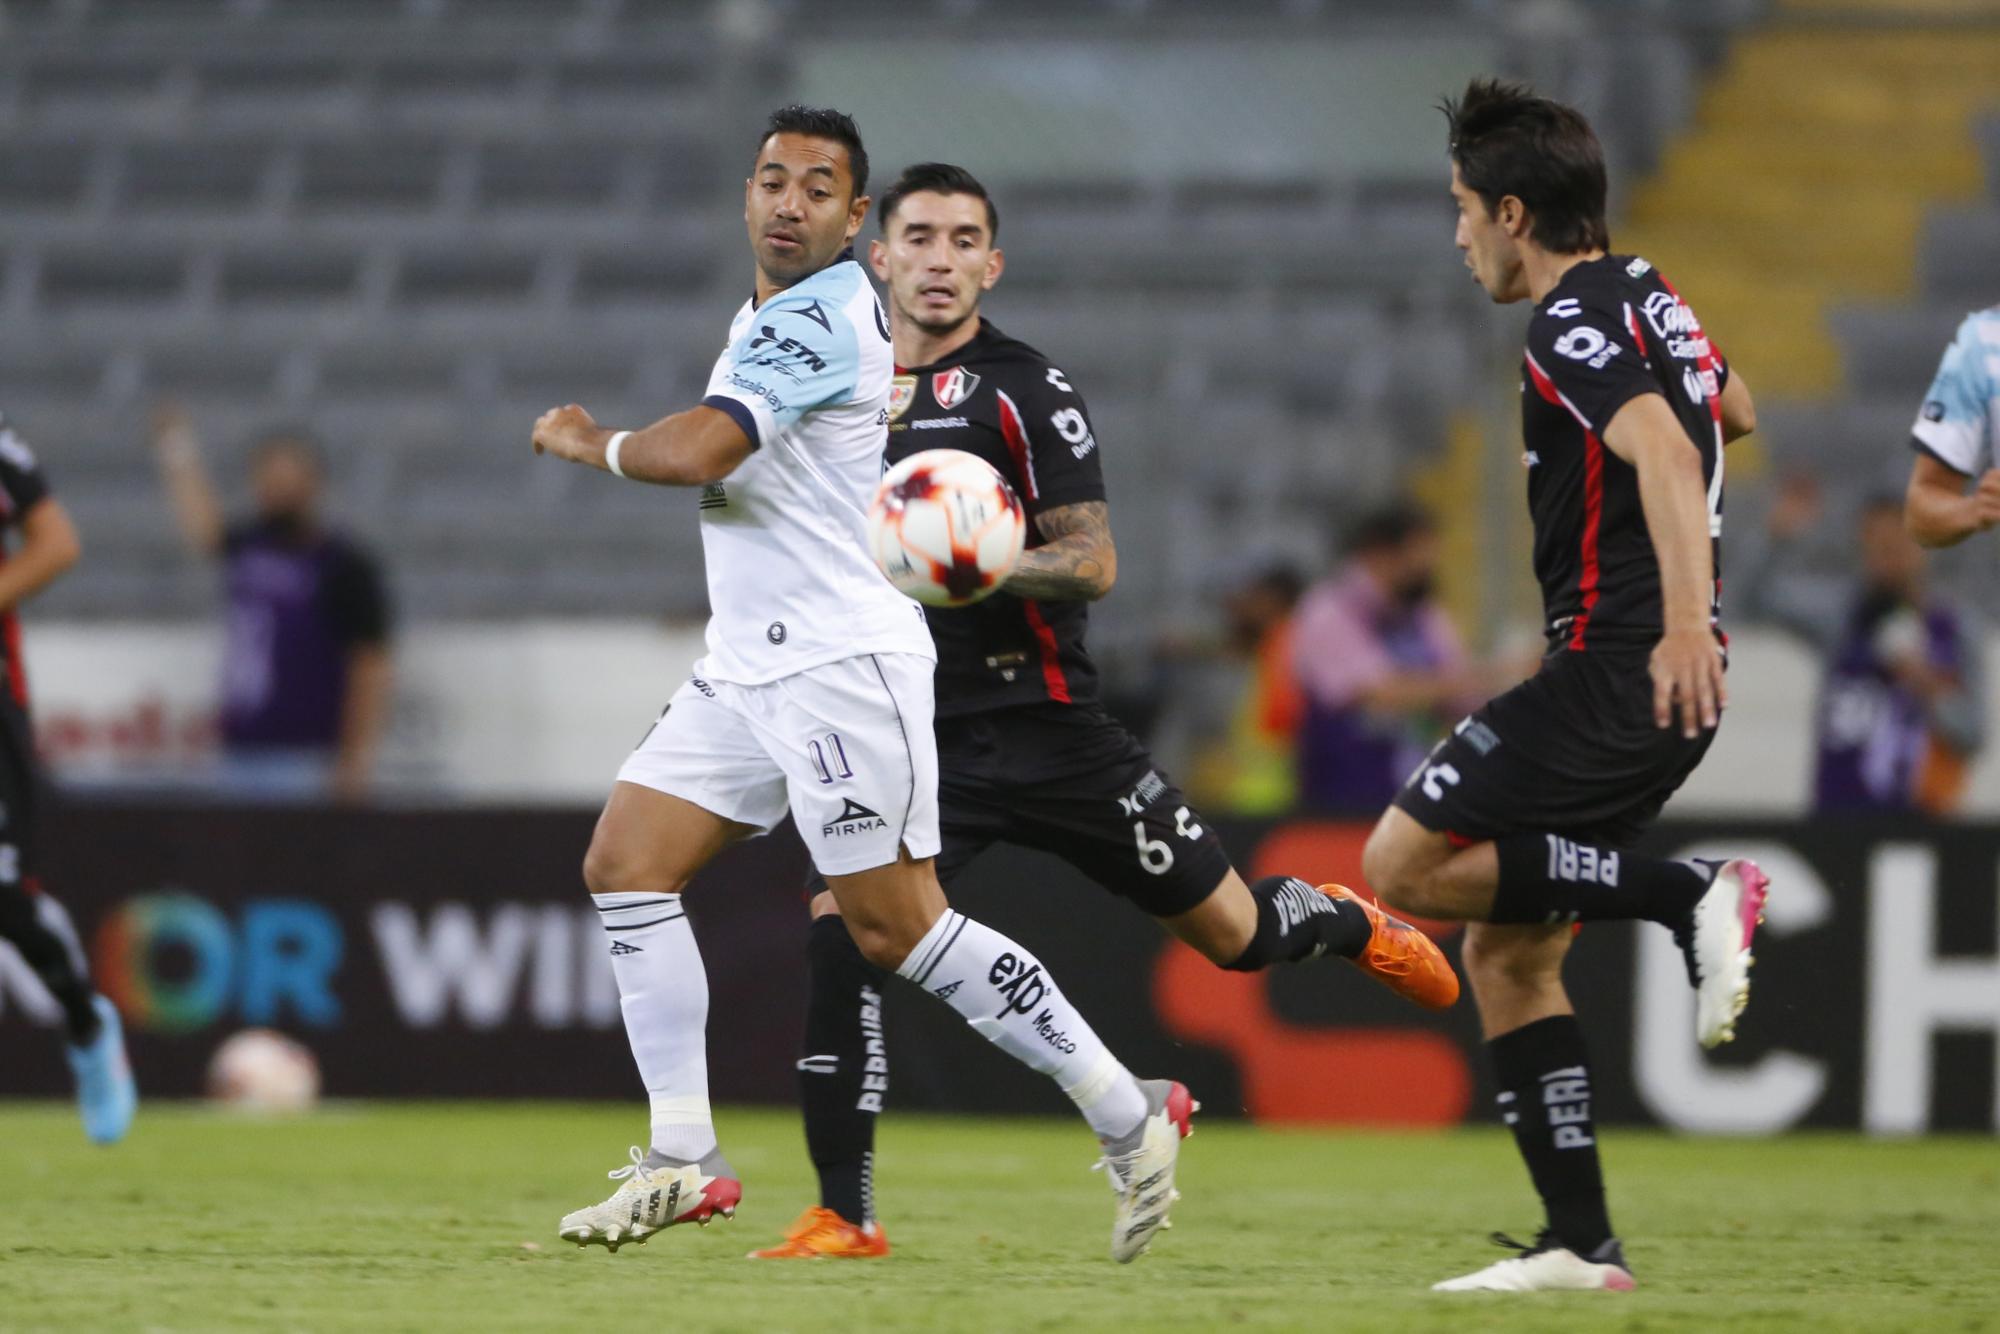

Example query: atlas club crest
[931,366,981,411]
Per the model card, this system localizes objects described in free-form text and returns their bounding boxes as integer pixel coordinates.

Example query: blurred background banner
[3,804,1995,1135]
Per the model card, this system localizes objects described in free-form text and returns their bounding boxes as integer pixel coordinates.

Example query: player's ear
[982,247,1005,292]
[869,238,890,281]
[1499,194,1531,240]
[845,192,872,244]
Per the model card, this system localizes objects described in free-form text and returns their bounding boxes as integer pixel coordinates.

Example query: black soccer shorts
[930,704,1233,917]
[805,703,1233,918]
[1392,645,1717,848]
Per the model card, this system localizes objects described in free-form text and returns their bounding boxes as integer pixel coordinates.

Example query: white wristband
[604,430,631,479]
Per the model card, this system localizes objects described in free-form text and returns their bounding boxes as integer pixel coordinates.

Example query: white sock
[897,910,1147,1139]
[594,892,716,1161]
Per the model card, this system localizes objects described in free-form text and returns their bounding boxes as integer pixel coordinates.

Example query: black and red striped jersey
[885,319,1104,716]
[1520,254,1729,651]
[0,414,53,708]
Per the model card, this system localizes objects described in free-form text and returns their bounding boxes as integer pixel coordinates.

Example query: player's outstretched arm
[1905,452,2000,549]
[0,496,82,613]
[1603,393,1726,739]
[1001,500,1117,602]
[531,403,753,487]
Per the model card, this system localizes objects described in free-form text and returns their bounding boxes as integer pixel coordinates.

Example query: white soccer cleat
[557,1145,742,1252]
[1686,859,1769,1048]
[1095,1078,1197,1263]
[1432,1233,1635,1292]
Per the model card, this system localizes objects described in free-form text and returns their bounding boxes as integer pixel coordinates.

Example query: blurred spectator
[149,407,394,803]
[1185,564,1306,816]
[1738,474,1985,814]
[1291,503,1482,814]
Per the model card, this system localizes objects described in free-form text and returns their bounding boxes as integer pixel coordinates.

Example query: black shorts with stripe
[1392,647,1715,847]
[809,703,1231,918]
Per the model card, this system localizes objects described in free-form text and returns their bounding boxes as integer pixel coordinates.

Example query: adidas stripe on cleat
[557,1145,741,1252]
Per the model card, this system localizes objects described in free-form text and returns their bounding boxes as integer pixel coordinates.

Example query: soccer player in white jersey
[529,106,1194,1263]
[1905,304,2000,547]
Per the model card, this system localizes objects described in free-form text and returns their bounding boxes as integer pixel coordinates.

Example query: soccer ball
[867,449,1026,607]
[206,1028,321,1113]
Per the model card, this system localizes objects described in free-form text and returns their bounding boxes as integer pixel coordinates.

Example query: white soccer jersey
[1911,305,2000,476]
[694,255,933,683]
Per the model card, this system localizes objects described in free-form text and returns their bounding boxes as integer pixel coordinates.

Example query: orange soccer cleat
[746,1207,891,1260]
[1321,883,1460,1011]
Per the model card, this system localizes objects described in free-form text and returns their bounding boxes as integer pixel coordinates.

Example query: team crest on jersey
[888,374,918,422]
[931,366,981,410]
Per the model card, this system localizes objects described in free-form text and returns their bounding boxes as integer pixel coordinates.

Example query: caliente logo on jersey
[932,367,981,410]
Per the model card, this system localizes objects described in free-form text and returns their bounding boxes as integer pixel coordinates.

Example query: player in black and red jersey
[0,413,136,1144]
[1361,80,1769,1292]
[749,163,1458,1260]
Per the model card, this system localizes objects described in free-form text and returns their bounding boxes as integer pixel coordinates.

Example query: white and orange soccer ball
[867,449,1026,607]
[206,1028,321,1113]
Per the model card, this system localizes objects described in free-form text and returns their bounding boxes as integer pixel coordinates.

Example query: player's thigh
[808,813,993,921]
[761,653,943,880]
[589,681,783,894]
[0,698,40,891]
[1017,759,1232,920]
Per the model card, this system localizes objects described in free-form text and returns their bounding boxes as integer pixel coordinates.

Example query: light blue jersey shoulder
[703,259,874,446]
[1913,305,2000,475]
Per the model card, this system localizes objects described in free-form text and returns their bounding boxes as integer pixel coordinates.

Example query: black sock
[1225,875,1374,971]
[0,883,100,1044]
[1490,1014,1612,1252]
[1490,834,1709,927]
[800,914,888,1226]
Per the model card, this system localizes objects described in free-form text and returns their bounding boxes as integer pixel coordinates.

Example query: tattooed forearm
[1002,501,1118,602]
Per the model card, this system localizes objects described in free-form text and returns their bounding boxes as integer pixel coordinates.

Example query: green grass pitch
[0,1102,1994,1332]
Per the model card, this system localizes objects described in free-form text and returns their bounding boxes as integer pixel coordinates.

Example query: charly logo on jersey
[932,366,981,410]
[888,374,918,423]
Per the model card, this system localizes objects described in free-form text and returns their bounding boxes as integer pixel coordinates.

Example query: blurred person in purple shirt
[1738,474,1984,814]
[150,407,394,803]
[1291,503,1485,814]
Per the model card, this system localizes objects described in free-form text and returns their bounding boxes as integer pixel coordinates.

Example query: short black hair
[877,162,999,241]
[1345,501,1436,556]
[250,426,325,471]
[757,104,868,200]
[1442,77,1609,256]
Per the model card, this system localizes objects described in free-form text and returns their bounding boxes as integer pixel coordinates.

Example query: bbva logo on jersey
[932,367,981,410]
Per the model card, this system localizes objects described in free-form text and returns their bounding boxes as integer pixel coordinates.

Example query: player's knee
[580,837,689,899]
[843,916,922,972]
[1362,829,1427,917]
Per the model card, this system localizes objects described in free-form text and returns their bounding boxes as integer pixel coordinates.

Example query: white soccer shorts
[616,652,942,877]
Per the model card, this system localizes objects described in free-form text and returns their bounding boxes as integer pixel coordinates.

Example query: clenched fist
[532,404,602,464]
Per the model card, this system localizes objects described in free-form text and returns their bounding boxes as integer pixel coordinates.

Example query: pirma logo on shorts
[824,798,887,839]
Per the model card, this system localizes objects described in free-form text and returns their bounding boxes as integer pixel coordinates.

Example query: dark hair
[1345,501,1436,556]
[757,104,868,200]
[1442,77,1609,255]
[250,427,325,471]
[877,162,999,241]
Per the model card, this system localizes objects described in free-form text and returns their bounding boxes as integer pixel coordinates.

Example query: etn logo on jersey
[932,367,981,410]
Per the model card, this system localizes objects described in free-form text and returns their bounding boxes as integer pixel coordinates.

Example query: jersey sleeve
[701,295,863,451]
[997,361,1106,513]
[323,541,392,647]
[0,416,52,523]
[1525,301,1661,438]
[1911,313,1997,476]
